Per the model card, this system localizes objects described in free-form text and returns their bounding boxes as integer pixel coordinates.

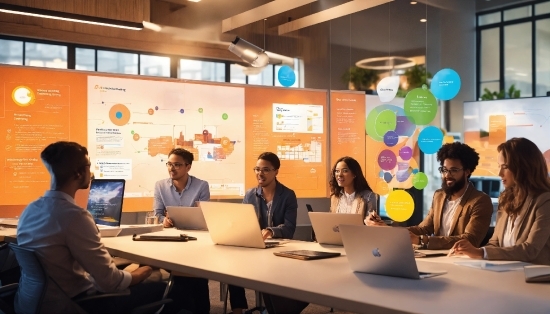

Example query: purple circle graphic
[155,106,159,110]
[383,131,399,147]
[378,150,397,171]
[396,170,411,182]
[383,172,393,183]
[399,146,413,161]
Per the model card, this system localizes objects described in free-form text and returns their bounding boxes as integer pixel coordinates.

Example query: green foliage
[342,67,379,91]
[480,130,489,138]
[480,84,521,100]
[396,65,432,98]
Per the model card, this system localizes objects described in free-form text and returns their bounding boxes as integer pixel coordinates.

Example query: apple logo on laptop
[332,225,339,232]
[372,248,381,257]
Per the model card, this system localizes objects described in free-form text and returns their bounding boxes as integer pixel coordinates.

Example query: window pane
[140,55,170,77]
[25,42,67,68]
[97,50,138,74]
[247,65,274,86]
[179,59,225,82]
[230,64,246,84]
[478,12,501,26]
[274,65,298,88]
[480,28,500,82]
[536,19,550,96]
[75,48,95,71]
[504,6,532,21]
[535,1,550,15]
[504,23,532,97]
[0,39,23,65]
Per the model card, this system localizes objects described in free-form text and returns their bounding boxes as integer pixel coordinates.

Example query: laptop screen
[86,179,125,227]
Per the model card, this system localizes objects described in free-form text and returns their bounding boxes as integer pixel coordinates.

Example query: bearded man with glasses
[367,142,493,250]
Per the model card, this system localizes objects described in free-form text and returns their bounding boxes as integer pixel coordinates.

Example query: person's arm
[428,194,493,249]
[269,189,297,239]
[153,181,167,223]
[407,193,437,236]
[484,196,550,262]
[66,211,132,292]
[198,180,210,202]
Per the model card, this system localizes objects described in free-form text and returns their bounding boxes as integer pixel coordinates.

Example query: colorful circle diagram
[366,104,415,142]
[277,65,296,87]
[385,190,415,222]
[418,126,444,154]
[12,86,35,107]
[431,68,461,101]
[109,104,131,126]
[378,149,397,171]
[404,85,437,125]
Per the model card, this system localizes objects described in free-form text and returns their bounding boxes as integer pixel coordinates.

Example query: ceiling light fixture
[0,3,143,30]
[188,0,201,2]
[410,1,418,4]
[420,18,427,22]
[228,37,269,68]
[356,56,416,71]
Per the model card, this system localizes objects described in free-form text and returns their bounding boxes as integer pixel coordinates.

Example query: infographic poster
[0,66,88,215]
[464,98,550,176]
[245,87,328,197]
[87,76,246,199]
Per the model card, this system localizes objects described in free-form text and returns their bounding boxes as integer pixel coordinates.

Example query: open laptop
[86,179,125,236]
[339,225,447,279]
[166,206,208,230]
[199,201,280,249]
[308,212,363,245]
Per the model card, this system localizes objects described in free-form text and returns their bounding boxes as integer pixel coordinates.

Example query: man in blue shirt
[153,148,210,313]
[17,141,164,313]
[229,152,305,314]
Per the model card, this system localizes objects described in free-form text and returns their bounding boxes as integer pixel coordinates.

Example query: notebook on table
[199,201,281,249]
[86,179,125,237]
[339,225,447,279]
[166,206,208,230]
[308,212,363,245]
[274,250,341,260]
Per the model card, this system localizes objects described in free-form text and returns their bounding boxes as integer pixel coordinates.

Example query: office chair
[7,243,171,314]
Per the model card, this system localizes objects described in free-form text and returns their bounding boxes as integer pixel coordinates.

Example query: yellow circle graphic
[109,104,131,126]
[12,86,35,107]
[385,190,414,222]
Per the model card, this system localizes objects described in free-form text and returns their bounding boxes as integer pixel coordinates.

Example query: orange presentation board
[0,65,330,216]
[245,87,328,197]
[329,91,366,172]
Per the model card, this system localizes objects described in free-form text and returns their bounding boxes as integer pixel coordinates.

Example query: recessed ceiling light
[188,0,200,2]
[420,18,427,22]
[410,1,418,4]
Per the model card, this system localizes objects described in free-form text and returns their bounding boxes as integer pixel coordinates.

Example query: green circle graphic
[412,172,428,190]
[404,88,437,125]
[222,113,228,120]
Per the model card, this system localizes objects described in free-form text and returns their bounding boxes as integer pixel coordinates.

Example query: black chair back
[8,243,48,314]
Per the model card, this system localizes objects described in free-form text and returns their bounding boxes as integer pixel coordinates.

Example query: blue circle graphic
[418,126,444,154]
[431,68,461,101]
[277,65,296,87]
[115,111,122,119]
[383,130,399,147]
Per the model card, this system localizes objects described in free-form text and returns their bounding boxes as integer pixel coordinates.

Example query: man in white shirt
[367,142,493,249]
[17,141,165,313]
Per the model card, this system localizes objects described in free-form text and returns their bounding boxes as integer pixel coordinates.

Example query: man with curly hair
[367,142,494,250]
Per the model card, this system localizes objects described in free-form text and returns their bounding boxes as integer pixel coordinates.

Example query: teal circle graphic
[431,68,461,101]
[277,65,296,87]
[418,126,444,154]
[115,111,122,119]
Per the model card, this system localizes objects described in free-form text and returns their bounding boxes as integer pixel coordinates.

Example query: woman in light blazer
[329,156,378,223]
[450,137,550,265]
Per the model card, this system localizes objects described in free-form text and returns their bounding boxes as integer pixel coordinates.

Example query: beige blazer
[484,192,550,265]
[408,182,493,249]
[330,190,377,220]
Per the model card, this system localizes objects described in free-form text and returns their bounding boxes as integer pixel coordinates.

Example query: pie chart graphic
[109,104,131,126]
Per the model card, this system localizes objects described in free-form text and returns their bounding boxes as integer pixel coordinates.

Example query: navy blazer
[243,180,297,239]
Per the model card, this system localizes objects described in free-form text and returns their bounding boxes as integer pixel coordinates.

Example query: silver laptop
[200,201,279,249]
[340,225,447,279]
[166,206,208,230]
[308,212,363,245]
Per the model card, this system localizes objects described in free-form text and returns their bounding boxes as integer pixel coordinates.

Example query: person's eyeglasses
[438,167,463,175]
[166,162,187,169]
[253,167,275,174]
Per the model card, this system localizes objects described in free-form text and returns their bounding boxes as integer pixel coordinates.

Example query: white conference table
[102,229,550,314]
